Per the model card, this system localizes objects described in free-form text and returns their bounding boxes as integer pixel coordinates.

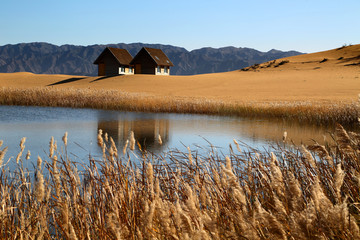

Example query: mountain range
[0,42,303,75]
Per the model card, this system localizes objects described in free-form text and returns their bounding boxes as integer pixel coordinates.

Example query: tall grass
[0,87,359,125]
[0,124,360,239]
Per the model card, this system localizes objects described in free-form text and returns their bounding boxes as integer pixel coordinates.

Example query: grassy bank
[0,124,360,239]
[0,87,359,125]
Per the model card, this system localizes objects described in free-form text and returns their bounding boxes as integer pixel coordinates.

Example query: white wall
[118,66,134,75]
[155,66,170,75]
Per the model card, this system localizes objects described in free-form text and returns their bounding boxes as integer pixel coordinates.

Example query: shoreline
[1,87,359,126]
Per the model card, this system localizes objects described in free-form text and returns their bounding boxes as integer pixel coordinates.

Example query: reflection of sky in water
[0,105,355,171]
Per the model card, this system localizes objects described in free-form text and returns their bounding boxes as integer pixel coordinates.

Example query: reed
[0,87,359,125]
[0,124,359,239]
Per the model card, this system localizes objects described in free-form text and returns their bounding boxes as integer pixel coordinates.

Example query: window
[119,66,125,73]
[164,66,168,74]
[129,67,133,73]
[157,66,161,73]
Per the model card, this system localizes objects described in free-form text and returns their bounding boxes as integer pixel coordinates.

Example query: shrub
[274,60,289,67]
[320,58,328,63]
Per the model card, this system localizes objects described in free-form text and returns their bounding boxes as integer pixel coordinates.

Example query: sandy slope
[1,44,360,104]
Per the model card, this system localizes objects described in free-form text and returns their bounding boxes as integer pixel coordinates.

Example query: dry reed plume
[0,87,359,125]
[0,124,359,239]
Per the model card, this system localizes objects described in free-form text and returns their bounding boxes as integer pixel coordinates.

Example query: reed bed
[0,87,359,125]
[0,124,360,239]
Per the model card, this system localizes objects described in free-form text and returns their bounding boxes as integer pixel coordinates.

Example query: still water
[0,105,347,168]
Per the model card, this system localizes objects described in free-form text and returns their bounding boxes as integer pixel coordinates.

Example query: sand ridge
[1,45,360,104]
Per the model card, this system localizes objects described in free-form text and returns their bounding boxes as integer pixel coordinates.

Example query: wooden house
[93,47,134,76]
[130,47,174,75]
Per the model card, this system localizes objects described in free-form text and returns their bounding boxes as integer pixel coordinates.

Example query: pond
[0,105,353,170]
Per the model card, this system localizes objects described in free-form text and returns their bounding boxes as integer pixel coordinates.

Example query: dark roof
[130,47,174,66]
[94,47,133,65]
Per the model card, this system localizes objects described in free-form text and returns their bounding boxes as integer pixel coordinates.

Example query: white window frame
[164,66,168,74]
[129,66,133,73]
[119,66,125,74]
[157,66,161,73]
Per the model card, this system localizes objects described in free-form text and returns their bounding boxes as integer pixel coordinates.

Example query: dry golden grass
[0,87,359,125]
[0,124,360,239]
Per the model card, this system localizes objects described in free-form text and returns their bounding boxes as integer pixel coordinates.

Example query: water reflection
[98,117,169,153]
[1,105,359,168]
[232,118,333,145]
[96,111,345,155]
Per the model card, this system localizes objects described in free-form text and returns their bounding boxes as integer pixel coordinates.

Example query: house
[94,47,174,76]
[130,47,174,75]
[93,47,134,76]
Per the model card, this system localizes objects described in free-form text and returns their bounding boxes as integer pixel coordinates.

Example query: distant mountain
[0,42,303,75]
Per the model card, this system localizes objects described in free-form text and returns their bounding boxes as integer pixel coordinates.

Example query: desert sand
[1,44,360,104]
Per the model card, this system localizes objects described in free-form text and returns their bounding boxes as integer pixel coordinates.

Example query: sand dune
[1,44,359,104]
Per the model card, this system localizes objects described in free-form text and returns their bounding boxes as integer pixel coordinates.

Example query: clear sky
[1,0,359,53]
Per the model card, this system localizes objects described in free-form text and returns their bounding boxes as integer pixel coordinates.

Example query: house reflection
[98,118,170,152]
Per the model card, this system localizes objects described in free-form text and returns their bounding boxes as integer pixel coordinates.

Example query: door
[135,64,141,74]
[98,63,105,76]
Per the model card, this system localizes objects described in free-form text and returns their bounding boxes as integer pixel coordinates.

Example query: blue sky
[1,0,359,53]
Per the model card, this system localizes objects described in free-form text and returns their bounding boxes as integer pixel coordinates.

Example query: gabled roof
[94,47,133,65]
[130,47,174,66]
